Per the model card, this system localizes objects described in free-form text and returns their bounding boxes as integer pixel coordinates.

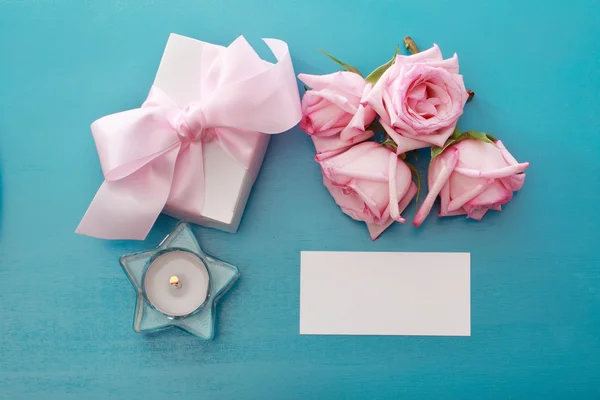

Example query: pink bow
[77,37,301,240]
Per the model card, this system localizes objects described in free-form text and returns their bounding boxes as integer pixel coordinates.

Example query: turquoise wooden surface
[1,0,599,398]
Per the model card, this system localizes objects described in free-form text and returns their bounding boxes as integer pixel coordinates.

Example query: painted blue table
[1,0,599,398]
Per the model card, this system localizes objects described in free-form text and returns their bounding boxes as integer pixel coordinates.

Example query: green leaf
[466,131,495,145]
[381,139,397,152]
[365,46,399,85]
[485,133,497,142]
[405,161,421,205]
[431,146,444,160]
[319,49,362,76]
[450,126,462,140]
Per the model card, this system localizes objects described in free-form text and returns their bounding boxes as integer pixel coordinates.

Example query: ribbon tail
[165,141,206,217]
[76,146,180,240]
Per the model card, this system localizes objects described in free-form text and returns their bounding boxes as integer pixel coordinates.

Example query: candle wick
[170,275,182,289]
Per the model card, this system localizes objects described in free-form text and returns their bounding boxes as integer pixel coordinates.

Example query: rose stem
[403,36,419,55]
[466,89,475,102]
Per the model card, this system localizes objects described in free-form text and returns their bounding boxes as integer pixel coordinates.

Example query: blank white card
[300,252,470,336]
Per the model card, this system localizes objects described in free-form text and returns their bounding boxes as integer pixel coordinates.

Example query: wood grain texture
[0,0,599,398]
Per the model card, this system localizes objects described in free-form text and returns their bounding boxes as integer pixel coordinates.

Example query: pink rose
[413,139,530,227]
[298,72,376,160]
[319,141,417,240]
[367,45,469,153]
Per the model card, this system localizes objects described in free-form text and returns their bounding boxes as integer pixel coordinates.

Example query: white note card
[300,252,470,336]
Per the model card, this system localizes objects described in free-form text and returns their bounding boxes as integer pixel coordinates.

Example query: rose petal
[398,182,418,215]
[409,123,457,148]
[340,104,376,141]
[320,142,390,183]
[465,205,489,220]
[496,140,520,166]
[312,131,374,162]
[449,172,482,200]
[501,173,526,191]
[349,181,386,219]
[380,120,432,153]
[414,148,459,227]
[304,88,359,115]
[454,162,530,179]
[447,179,493,211]
[322,174,375,223]
[394,44,443,66]
[365,67,395,120]
[422,53,460,74]
[388,152,412,222]
[367,219,395,241]
[467,180,512,207]
[298,71,366,95]
[454,140,510,170]
[439,182,466,216]
[414,101,438,117]
[408,82,427,101]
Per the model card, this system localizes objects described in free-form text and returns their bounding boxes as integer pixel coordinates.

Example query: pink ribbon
[77,37,301,240]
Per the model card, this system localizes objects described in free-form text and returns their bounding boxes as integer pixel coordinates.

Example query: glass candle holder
[119,222,239,339]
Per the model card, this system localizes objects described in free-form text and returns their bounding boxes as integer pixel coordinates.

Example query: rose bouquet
[299,37,529,239]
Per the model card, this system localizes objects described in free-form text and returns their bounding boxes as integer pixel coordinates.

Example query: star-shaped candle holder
[119,222,239,339]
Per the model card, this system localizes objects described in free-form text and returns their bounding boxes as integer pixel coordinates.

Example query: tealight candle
[143,250,210,317]
[120,221,239,338]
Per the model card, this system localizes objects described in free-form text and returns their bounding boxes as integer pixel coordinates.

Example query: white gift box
[77,33,301,240]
